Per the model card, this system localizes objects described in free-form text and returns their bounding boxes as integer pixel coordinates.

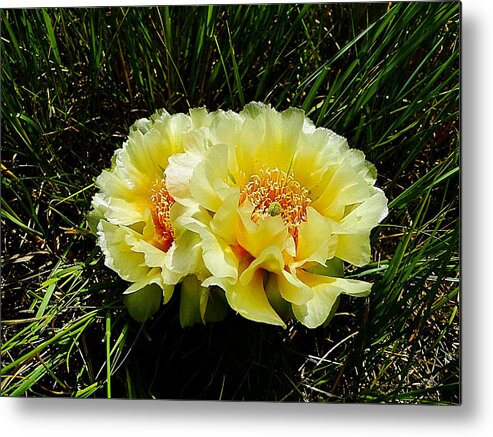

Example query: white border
[2,0,492,436]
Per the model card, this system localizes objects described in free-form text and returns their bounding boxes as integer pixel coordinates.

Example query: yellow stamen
[239,167,311,239]
[150,177,175,252]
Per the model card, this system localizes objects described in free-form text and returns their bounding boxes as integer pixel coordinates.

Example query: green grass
[1,3,460,402]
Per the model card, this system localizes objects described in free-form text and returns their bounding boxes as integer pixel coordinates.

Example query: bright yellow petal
[236,201,288,258]
[129,235,182,286]
[153,111,193,156]
[97,220,149,282]
[118,110,197,193]
[343,148,377,185]
[189,107,213,128]
[210,190,241,245]
[277,269,313,305]
[189,143,236,212]
[122,266,175,303]
[335,232,370,266]
[218,270,286,328]
[122,128,168,185]
[292,284,339,329]
[94,168,149,226]
[209,109,243,145]
[236,103,304,175]
[292,270,371,328]
[311,161,373,221]
[340,188,388,232]
[298,269,372,295]
[186,221,238,280]
[295,206,337,265]
[239,246,284,286]
[264,106,305,170]
[292,127,348,198]
[169,229,208,279]
[169,201,212,238]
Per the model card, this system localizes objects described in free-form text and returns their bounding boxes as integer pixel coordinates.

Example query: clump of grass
[1,3,459,402]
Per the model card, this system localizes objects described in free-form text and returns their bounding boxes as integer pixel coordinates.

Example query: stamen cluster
[239,167,312,239]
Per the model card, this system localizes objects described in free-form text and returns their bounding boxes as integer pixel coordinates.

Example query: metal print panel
[1,2,460,403]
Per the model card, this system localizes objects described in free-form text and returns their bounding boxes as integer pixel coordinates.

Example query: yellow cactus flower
[88,109,221,323]
[165,102,388,328]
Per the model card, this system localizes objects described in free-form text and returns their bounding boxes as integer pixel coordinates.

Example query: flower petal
[340,187,388,232]
[219,270,286,328]
[236,201,288,258]
[210,190,241,245]
[186,221,238,281]
[169,229,209,279]
[208,109,244,145]
[277,269,313,305]
[296,206,337,265]
[165,150,204,208]
[239,246,284,285]
[128,232,182,285]
[292,127,348,198]
[236,103,304,175]
[335,232,371,266]
[292,270,371,328]
[312,160,373,221]
[87,193,107,233]
[292,284,339,329]
[97,220,149,283]
[189,143,235,212]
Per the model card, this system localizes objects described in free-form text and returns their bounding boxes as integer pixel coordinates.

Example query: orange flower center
[150,177,175,252]
[239,167,311,238]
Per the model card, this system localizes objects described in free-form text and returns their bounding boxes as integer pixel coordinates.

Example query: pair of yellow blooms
[89,102,388,329]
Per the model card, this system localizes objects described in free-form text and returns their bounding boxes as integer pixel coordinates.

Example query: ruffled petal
[335,232,371,266]
[292,270,371,328]
[239,246,284,285]
[295,206,337,265]
[340,187,388,232]
[185,221,238,281]
[208,109,244,146]
[277,269,313,305]
[292,284,339,329]
[210,190,241,245]
[189,143,236,213]
[292,127,349,198]
[216,271,286,328]
[236,201,289,258]
[97,220,149,283]
[165,150,205,208]
[236,103,304,175]
[87,193,107,233]
[311,159,373,221]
